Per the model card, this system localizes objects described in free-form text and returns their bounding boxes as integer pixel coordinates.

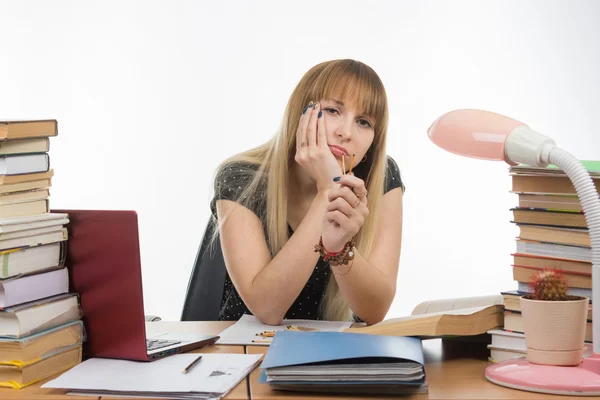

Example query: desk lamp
[427,109,600,396]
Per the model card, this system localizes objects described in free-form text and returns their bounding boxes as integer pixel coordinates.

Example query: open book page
[410,294,503,316]
[217,314,352,346]
[379,305,499,325]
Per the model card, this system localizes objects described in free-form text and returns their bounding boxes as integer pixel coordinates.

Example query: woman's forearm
[332,250,396,325]
[248,191,330,324]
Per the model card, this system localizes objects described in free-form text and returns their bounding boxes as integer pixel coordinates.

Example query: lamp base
[485,356,600,396]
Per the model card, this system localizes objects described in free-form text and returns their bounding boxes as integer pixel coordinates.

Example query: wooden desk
[247,338,598,399]
[7,321,600,399]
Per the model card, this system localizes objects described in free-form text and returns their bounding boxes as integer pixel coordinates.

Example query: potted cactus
[520,268,589,366]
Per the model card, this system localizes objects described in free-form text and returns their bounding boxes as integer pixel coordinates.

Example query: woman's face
[319,98,375,173]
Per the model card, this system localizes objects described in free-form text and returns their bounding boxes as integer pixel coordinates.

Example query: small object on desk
[216,314,352,345]
[182,355,202,374]
[256,331,276,338]
[286,325,317,331]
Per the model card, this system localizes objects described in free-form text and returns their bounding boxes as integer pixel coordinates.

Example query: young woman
[210,59,404,325]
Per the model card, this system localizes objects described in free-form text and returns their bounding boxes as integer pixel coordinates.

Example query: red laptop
[53,209,219,361]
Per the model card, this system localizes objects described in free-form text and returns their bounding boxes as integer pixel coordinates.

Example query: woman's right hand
[294,101,342,192]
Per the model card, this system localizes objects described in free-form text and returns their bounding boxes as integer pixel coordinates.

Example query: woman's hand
[295,101,342,192]
[321,174,369,252]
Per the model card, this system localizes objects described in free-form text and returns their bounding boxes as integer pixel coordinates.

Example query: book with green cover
[510,160,600,177]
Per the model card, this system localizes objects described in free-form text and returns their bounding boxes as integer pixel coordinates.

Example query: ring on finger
[353,199,360,208]
[300,142,308,147]
[356,191,368,198]
[349,210,354,217]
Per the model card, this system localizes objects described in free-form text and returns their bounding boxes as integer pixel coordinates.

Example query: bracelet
[331,258,355,278]
[314,236,355,266]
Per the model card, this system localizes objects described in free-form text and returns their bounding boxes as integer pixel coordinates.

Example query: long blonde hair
[212,59,389,321]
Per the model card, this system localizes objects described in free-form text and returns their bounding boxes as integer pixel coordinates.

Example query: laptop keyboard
[146,339,181,351]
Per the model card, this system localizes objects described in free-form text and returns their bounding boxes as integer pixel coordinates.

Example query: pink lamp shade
[427,109,526,164]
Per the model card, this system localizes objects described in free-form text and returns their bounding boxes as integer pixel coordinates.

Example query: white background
[1,0,599,321]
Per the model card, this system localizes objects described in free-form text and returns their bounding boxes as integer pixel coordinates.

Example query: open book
[344,295,504,338]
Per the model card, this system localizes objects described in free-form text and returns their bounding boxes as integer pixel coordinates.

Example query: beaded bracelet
[314,236,355,266]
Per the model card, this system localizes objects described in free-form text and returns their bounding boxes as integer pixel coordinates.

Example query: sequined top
[210,156,404,321]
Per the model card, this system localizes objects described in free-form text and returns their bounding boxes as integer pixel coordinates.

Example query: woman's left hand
[321,174,369,252]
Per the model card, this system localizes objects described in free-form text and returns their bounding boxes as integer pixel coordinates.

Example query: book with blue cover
[258,330,427,395]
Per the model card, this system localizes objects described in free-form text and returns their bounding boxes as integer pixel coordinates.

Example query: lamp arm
[543,148,600,355]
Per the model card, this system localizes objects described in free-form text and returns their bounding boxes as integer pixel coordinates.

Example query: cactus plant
[520,267,589,365]
[528,268,569,301]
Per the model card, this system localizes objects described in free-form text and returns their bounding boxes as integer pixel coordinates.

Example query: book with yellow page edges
[0,345,81,389]
[344,295,504,337]
[0,320,84,367]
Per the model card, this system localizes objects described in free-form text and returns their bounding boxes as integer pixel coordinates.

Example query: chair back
[180,219,227,321]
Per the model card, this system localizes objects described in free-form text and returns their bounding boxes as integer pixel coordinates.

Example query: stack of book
[0,120,83,390]
[487,160,600,362]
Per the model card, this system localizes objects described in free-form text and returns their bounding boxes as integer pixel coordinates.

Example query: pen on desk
[182,355,203,374]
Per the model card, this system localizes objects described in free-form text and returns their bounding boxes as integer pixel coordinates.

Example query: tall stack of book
[487,160,600,362]
[0,120,84,390]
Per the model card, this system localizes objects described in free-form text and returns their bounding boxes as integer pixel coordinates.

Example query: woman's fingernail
[313,102,320,109]
[308,101,314,108]
[333,176,341,182]
[318,110,322,118]
[303,106,308,115]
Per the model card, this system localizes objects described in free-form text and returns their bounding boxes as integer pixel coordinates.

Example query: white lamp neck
[505,125,556,167]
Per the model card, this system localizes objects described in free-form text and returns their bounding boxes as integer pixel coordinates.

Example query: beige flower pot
[520,295,589,366]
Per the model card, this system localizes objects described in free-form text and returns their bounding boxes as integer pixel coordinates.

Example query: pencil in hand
[182,355,203,374]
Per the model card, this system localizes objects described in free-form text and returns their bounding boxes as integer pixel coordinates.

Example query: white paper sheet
[216,314,353,345]
[42,353,262,399]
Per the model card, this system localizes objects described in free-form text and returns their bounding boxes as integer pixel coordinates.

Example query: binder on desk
[259,331,428,395]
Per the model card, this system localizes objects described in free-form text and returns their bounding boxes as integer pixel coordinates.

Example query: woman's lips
[329,145,349,157]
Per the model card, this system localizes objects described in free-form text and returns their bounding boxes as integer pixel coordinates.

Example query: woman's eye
[358,119,372,128]
[325,107,339,115]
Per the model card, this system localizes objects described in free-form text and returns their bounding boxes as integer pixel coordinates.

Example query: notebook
[259,331,427,395]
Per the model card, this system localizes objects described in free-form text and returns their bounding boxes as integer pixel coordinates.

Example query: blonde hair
[212,59,389,321]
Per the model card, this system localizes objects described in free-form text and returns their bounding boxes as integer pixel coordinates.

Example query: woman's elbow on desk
[243,297,285,326]
[251,309,284,326]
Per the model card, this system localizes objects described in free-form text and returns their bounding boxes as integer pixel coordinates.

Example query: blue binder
[258,331,427,394]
